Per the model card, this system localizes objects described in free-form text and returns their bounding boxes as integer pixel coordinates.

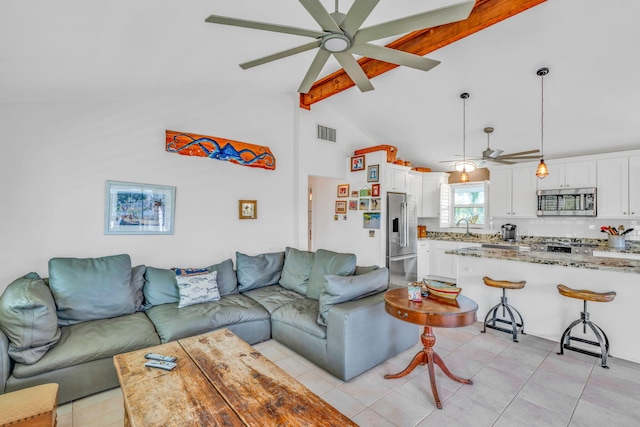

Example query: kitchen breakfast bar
[448,247,640,364]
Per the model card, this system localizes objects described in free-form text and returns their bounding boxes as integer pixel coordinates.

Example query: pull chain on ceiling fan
[205,0,476,93]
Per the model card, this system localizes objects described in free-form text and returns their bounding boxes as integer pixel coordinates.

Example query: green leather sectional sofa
[0,248,418,404]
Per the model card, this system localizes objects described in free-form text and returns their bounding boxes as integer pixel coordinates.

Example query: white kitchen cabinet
[421,172,449,218]
[537,160,596,190]
[417,240,429,280]
[490,165,538,218]
[427,241,480,282]
[407,172,423,216]
[386,164,410,192]
[597,155,640,218]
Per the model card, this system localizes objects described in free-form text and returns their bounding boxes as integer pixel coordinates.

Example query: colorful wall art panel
[166,130,276,170]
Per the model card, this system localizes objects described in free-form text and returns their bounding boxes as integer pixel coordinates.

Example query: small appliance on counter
[501,224,517,242]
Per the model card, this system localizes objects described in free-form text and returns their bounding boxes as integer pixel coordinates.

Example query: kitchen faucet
[456,218,471,236]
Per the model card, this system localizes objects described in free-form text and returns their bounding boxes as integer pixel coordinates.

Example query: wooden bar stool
[0,383,58,426]
[481,276,526,342]
[557,284,616,368]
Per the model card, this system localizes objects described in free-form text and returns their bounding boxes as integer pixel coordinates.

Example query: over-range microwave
[536,187,597,216]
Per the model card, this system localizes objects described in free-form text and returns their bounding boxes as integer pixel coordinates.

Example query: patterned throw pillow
[176,271,221,308]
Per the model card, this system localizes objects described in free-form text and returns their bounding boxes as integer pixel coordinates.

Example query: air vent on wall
[317,124,336,143]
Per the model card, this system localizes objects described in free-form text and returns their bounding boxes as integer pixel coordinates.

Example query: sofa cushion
[11,312,160,378]
[279,247,315,295]
[305,249,357,300]
[176,271,221,308]
[317,267,389,326]
[242,284,306,314]
[143,267,179,306]
[354,265,380,276]
[131,265,146,311]
[271,299,326,339]
[48,254,135,326]
[145,294,270,343]
[236,251,285,292]
[206,258,238,296]
[0,273,61,364]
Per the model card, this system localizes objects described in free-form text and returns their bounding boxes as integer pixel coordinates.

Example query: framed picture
[335,200,347,214]
[104,180,175,235]
[337,184,350,198]
[349,200,358,210]
[367,164,379,182]
[350,190,359,198]
[372,183,380,197]
[359,198,370,210]
[239,200,257,219]
[371,198,381,211]
[350,155,366,171]
[363,212,381,229]
[359,188,371,198]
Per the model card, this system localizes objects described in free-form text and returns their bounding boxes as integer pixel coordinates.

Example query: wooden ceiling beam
[299,0,547,110]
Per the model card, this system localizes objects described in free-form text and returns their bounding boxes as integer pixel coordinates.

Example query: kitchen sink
[481,243,519,251]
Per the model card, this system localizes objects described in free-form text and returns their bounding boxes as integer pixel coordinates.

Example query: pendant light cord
[540,73,544,158]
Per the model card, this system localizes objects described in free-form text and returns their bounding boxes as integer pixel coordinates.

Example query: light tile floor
[56,323,640,426]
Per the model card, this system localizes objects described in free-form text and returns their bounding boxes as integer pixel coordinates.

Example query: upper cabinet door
[537,160,597,190]
[511,165,539,217]
[629,156,640,217]
[489,168,512,217]
[596,157,629,218]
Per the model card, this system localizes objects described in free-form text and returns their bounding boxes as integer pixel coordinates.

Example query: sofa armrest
[0,329,10,394]
[325,287,418,381]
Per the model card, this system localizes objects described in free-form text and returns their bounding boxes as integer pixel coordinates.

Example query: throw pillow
[279,247,315,295]
[143,267,180,306]
[317,267,389,326]
[0,272,61,364]
[236,251,285,292]
[48,254,135,326]
[176,271,220,308]
[305,249,357,300]
[206,258,238,296]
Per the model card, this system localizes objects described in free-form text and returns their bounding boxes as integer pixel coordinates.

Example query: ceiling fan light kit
[536,67,550,179]
[205,0,476,93]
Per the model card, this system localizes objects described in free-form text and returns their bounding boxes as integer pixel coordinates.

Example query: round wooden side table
[383,287,478,409]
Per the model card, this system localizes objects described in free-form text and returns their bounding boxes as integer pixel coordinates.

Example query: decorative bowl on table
[421,279,462,299]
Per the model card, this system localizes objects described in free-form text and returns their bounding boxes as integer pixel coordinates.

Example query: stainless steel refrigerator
[386,192,418,285]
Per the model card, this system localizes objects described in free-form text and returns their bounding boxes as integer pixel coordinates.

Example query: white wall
[0,90,298,291]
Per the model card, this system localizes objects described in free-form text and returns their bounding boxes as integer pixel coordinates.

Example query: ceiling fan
[205,0,476,93]
[441,127,541,167]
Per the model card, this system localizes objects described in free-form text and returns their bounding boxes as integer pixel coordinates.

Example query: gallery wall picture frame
[359,188,371,198]
[372,183,380,197]
[337,184,350,198]
[104,180,176,235]
[359,198,370,210]
[363,212,381,229]
[335,200,347,214]
[350,190,359,198]
[367,164,379,182]
[349,200,358,210]
[239,200,257,219]
[371,198,381,211]
[350,155,366,171]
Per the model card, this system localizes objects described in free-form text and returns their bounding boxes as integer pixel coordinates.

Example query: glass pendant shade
[536,159,548,178]
[459,168,470,183]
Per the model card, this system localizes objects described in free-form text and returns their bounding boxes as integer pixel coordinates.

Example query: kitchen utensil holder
[608,235,625,249]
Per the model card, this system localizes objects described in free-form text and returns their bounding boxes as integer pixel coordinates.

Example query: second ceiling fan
[205,0,476,93]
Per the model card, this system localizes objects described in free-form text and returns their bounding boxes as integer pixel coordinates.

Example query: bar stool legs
[482,287,525,342]
[556,284,616,369]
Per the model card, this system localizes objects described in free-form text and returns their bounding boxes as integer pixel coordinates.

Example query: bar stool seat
[0,383,58,427]
[481,276,526,342]
[557,284,616,368]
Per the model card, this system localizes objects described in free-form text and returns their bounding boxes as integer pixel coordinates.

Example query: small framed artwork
[359,198,370,210]
[367,164,379,182]
[239,200,257,220]
[359,188,371,198]
[104,180,176,235]
[363,212,381,229]
[372,183,380,197]
[349,200,358,210]
[335,200,347,214]
[350,190,359,198]
[371,198,381,211]
[351,155,366,171]
[337,184,350,198]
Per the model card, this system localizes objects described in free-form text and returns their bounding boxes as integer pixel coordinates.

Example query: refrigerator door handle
[400,201,408,247]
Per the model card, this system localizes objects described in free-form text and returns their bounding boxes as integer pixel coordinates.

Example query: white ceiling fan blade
[354,0,475,44]
[298,0,341,32]
[240,41,321,70]
[341,0,380,35]
[333,52,374,92]
[349,44,440,71]
[298,49,332,93]
[205,15,324,38]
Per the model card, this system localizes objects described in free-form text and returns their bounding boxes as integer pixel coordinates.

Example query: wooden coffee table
[113,329,356,426]
[383,287,478,409]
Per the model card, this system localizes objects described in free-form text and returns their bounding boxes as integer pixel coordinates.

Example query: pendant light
[536,67,549,179]
[459,92,470,183]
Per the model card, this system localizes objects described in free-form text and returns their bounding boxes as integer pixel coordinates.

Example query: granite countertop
[447,247,640,275]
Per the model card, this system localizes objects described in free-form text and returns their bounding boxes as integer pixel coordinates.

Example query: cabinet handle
[397,310,408,319]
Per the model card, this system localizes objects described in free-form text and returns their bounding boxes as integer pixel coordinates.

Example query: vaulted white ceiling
[2,0,639,171]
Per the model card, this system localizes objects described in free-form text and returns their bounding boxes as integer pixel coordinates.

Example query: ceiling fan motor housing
[321,32,352,52]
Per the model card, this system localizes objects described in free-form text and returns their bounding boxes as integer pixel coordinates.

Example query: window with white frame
[440,182,488,228]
